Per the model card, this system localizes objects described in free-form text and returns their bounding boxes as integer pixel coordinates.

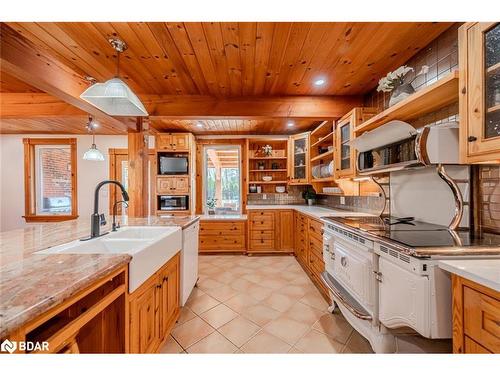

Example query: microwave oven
[158,195,189,211]
[158,154,189,175]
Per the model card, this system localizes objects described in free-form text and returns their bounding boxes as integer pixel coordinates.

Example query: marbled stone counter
[0,215,199,338]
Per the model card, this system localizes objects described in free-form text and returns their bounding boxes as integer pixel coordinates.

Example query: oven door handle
[320,272,372,321]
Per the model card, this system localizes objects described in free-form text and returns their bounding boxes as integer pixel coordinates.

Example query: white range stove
[321,216,500,353]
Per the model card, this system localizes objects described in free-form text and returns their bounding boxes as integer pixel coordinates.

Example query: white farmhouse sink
[36,226,183,292]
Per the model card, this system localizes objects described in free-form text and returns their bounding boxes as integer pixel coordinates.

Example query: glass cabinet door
[289,133,309,183]
[465,22,500,160]
[484,23,500,139]
[339,121,351,171]
[335,113,355,178]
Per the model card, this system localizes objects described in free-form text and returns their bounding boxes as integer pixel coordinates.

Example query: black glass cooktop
[324,216,500,248]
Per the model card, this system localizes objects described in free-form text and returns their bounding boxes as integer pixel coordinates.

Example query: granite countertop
[0,215,199,338]
[199,214,248,220]
[246,204,374,220]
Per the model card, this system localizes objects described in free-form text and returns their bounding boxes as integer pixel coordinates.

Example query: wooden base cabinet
[129,253,180,353]
[248,209,294,254]
[199,220,246,253]
[452,275,500,353]
[294,212,330,301]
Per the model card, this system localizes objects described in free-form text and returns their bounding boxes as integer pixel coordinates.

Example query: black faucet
[112,200,129,231]
[82,180,129,241]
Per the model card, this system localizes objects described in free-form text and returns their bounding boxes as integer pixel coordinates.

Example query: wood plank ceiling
[0,22,454,134]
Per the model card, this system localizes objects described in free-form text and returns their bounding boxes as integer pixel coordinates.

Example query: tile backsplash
[478,165,500,234]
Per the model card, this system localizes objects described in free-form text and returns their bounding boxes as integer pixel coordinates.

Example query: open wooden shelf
[311,131,334,148]
[486,61,500,74]
[311,177,335,183]
[310,121,330,136]
[249,156,287,160]
[354,70,459,135]
[487,104,500,113]
[310,149,334,162]
[249,169,287,172]
[248,180,287,184]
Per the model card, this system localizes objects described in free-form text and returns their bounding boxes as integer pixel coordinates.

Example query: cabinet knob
[468,136,477,142]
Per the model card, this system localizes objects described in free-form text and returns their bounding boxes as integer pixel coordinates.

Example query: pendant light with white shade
[83,115,105,161]
[80,38,148,117]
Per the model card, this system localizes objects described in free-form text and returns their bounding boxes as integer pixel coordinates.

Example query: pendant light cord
[116,50,120,78]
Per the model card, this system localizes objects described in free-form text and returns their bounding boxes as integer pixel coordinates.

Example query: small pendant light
[80,38,148,116]
[83,115,105,161]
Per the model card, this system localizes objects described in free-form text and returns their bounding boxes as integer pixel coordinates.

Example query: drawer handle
[341,256,348,267]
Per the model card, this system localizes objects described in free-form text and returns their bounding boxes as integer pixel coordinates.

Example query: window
[23,138,78,222]
[203,145,241,214]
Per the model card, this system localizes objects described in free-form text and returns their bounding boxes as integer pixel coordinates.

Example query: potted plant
[206,198,217,215]
[377,65,429,107]
[302,188,317,206]
[262,144,273,157]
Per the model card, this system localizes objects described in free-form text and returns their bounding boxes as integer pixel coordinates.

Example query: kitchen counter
[246,204,374,220]
[438,259,500,292]
[199,214,248,220]
[0,215,199,338]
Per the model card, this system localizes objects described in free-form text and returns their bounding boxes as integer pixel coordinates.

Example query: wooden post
[127,118,149,217]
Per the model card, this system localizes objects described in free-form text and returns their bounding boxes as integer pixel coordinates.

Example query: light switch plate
[340,196,345,205]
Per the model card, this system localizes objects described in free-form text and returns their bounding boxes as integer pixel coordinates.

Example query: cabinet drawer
[249,238,274,250]
[464,286,500,352]
[250,230,274,240]
[308,251,325,275]
[249,215,274,230]
[465,336,492,354]
[309,235,323,254]
[199,235,245,250]
[308,219,324,238]
[200,221,245,236]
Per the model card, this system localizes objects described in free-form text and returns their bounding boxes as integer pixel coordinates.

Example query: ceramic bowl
[275,186,286,193]
[262,176,272,182]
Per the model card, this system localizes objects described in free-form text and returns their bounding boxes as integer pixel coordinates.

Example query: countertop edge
[0,255,131,338]
[438,261,500,293]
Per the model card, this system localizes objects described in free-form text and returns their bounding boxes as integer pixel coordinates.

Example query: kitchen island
[0,215,199,353]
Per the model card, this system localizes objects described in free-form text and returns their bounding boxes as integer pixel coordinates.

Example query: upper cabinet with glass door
[460,22,500,163]
[289,132,310,184]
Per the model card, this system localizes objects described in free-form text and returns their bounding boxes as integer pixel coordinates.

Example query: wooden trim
[22,137,78,223]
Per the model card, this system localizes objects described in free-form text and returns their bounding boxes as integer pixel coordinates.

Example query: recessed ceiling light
[314,78,326,86]
[287,121,294,127]
[196,122,203,128]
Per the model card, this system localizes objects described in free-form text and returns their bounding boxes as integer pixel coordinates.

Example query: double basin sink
[36,226,182,292]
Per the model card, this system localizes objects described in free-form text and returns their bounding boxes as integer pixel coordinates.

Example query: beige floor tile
[295,329,344,353]
[197,277,225,291]
[262,292,296,313]
[218,315,261,347]
[259,277,289,290]
[242,272,263,284]
[230,278,255,291]
[186,293,220,315]
[396,335,451,353]
[204,284,239,302]
[186,287,205,302]
[263,316,310,345]
[186,331,238,353]
[247,284,273,301]
[200,304,239,329]
[176,306,197,326]
[288,346,304,353]
[283,302,324,325]
[171,316,215,349]
[279,284,309,298]
[242,303,281,326]
[158,335,183,354]
[342,330,374,353]
[300,290,329,311]
[211,271,237,285]
[241,330,291,353]
[224,293,259,313]
[312,312,353,344]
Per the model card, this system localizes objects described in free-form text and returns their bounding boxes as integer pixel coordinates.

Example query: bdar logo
[1,339,17,353]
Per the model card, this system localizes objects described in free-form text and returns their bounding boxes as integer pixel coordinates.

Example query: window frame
[202,144,242,215]
[23,138,78,222]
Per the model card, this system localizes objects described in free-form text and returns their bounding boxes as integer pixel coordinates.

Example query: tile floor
[159,255,373,354]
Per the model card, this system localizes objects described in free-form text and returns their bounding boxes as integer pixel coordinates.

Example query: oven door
[332,237,374,313]
[378,257,430,337]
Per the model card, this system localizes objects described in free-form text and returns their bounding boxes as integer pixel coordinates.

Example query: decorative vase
[208,209,215,215]
[307,199,315,206]
[389,83,415,107]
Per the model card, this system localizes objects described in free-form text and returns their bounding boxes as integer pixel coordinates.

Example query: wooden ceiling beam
[0,93,84,118]
[143,95,364,119]
[0,24,132,132]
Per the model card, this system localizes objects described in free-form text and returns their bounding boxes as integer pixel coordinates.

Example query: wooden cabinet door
[156,134,173,151]
[278,210,294,251]
[462,23,500,161]
[173,176,189,194]
[335,111,356,179]
[157,177,174,194]
[171,134,190,151]
[288,133,310,184]
[129,280,160,353]
[159,255,180,339]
